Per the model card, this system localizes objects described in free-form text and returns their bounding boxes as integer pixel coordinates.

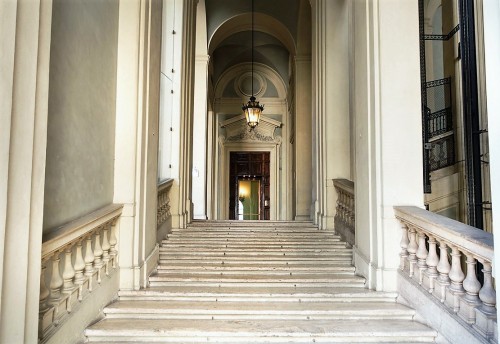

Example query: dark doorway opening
[229,152,270,220]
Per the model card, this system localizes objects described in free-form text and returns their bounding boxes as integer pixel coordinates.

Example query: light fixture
[242,0,264,130]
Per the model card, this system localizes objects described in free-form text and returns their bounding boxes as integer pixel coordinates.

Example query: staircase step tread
[155,270,355,277]
[157,264,354,271]
[159,252,352,258]
[86,319,436,339]
[159,258,351,263]
[149,273,364,281]
[104,300,413,314]
[162,243,345,246]
[188,221,315,227]
[119,286,397,298]
[85,223,435,343]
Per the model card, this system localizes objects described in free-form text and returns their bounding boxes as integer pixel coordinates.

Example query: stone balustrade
[39,204,123,342]
[395,206,496,343]
[157,178,174,227]
[333,179,355,246]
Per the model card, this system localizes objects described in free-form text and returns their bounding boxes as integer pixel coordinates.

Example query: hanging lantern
[243,0,264,129]
[243,96,264,129]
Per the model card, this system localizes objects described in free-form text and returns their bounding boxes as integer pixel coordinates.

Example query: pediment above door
[220,115,282,144]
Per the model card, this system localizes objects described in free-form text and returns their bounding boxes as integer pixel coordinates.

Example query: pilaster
[311,0,351,229]
[294,56,312,220]
[352,0,423,291]
[0,0,53,342]
[481,0,500,334]
[114,0,162,290]
[191,0,208,220]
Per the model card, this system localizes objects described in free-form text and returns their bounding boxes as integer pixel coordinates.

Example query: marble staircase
[85,221,437,343]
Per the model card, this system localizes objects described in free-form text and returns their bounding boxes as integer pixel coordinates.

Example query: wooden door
[229,152,270,220]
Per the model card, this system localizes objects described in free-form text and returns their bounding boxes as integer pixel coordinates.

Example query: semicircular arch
[209,12,296,56]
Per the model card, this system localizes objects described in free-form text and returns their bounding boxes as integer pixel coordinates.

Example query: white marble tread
[85,221,436,343]
[86,319,436,342]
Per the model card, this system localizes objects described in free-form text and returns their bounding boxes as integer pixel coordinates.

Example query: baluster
[166,191,171,217]
[425,235,439,292]
[61,246,76,313]
[62,246,75,293]
[399,223,409,271]
[448,245,465,312]
[73,239,86,301]
[161,193,166,223]
[109,220,118,268]
[84,234,95,292]
[48,252,63,312]
[459,253,481,323]
[435,240,451,302]
[478,262,496,314]
[39,261,50,312]
[407,226,418,278]
[463,254,481,303]
[337,190,343,222]
[416,231,428,284]
[341,191,347,223]
[348,194,353,227]
[164,192,168,222]
[157,192,163,225]
[102,224,111,276]
[93,229,104,283]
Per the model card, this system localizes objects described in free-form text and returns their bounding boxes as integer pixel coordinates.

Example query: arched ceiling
[205,0,300,43]
[205,0,308,96]
[212,31,289,84]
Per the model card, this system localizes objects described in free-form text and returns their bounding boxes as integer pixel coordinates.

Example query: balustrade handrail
[158,178,174,193]
[395,205,496,342]
[333,179,355,247]
[333,178,354,194]
[42,203,124,259]
[394,206,493,262]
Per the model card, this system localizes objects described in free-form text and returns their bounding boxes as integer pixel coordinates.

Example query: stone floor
[85,221,437,343]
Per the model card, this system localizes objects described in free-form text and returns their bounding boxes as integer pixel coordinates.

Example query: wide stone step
[159,251,352,258]
[103,300,415,320]
[118,286,398,303]
[171,230,329,235]
[158,256,352,265]
[188,220,315,227]
[148,274,365,288]
[163,242,345,248]
[85,318,436,342]
[160,247,350,254]
[167,233,339,237]
[156,269,355,277]
[156,263,354,272]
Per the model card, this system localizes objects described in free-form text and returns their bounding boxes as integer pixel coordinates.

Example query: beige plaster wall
[43,0,119,232]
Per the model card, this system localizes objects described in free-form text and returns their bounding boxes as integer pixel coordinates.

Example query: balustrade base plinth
[398,271,491,344]
[458,296,482,324]
[473,307,498,343]
[422,271,438,293]
[445,288,465,313]
[433,278,450,303]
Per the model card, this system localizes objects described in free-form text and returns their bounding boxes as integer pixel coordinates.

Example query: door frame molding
[218,143,279,220]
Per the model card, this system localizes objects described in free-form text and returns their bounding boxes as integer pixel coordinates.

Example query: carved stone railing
[395,206,496,343]
[157,178,174,227]
[333,179,355,246]
[39,204,123,342]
